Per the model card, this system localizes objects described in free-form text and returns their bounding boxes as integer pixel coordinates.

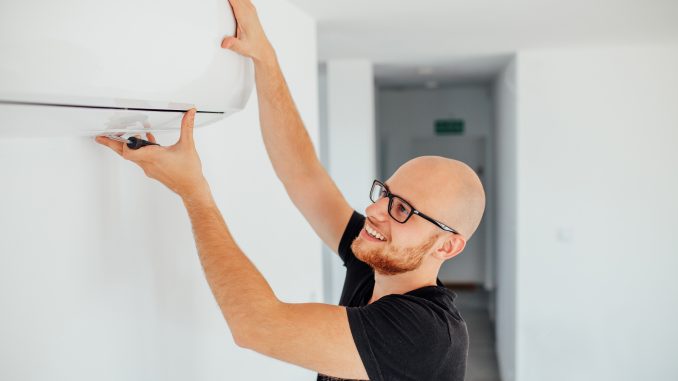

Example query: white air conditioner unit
[0,0,254,138]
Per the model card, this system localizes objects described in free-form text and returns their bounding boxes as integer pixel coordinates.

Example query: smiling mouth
[364,224,386,241]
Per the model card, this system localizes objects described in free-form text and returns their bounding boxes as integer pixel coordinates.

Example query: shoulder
[346,290,468,380]
[404,286,465,323]
[348,289,465,340]
[373,289,466,337]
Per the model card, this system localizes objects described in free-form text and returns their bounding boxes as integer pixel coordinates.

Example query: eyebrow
[383,181,401,199]
[384,181,415,206]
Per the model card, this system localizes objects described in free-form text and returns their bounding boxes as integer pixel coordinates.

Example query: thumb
[221,36,248,57]
[179,108,196,144]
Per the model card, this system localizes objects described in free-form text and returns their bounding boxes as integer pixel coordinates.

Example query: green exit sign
[435,119,465,135]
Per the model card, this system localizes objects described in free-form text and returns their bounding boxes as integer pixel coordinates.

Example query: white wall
[321,60,376,304]
[377,86,494,286]
[496,44,678,381]
[326,60,377,211]
[318,65,334,303]
[493,58,518,381]
[0,1,322,380]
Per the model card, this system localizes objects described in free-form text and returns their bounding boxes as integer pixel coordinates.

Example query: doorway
[411,136,489,286]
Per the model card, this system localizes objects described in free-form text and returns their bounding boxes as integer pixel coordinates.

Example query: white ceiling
[287,0,678,86]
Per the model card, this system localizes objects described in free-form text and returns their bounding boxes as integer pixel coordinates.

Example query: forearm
[181,184,279,343]
[254,55,323,184]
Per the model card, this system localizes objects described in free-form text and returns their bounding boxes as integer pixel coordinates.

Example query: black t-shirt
[317,211,468,381]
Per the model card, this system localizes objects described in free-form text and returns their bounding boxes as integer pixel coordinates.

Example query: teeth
[366,225,386,241]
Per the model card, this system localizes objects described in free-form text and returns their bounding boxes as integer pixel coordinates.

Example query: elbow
[232,323,270,351]
[230,302,284,352]
[229,314,269,350]
[230,315,258,349]
[231,329,251,349]
[231,317,259,349]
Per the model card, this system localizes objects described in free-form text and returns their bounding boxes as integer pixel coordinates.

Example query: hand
[95,109,210,200]
[221,0,275,63]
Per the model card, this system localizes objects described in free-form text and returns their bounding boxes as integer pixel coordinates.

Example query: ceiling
[287,0,678,86]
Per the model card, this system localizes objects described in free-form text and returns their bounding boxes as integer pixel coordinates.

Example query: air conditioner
[0,0,254,138]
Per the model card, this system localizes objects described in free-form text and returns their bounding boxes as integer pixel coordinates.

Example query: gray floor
[452,289,501,381]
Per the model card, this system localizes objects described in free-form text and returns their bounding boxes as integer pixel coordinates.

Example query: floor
[452,288,501,381]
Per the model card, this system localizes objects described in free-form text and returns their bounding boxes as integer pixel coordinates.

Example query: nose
[366,196,389,222]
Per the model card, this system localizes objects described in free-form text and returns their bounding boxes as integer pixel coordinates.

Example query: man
[96,0,485,379]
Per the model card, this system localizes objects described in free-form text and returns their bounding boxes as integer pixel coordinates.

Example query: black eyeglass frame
[370,180,460,235]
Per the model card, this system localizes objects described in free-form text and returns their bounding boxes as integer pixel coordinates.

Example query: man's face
[350,156,485,275]
[351,179,441,275]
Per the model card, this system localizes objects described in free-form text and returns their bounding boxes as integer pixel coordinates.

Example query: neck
[369,269,438,304]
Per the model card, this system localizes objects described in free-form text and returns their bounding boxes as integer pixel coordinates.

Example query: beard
[351,232,438,275]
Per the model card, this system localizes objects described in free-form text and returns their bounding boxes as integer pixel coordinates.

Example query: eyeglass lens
[370,181,413,223]
[390,197,412,222]
[370,182,386,203]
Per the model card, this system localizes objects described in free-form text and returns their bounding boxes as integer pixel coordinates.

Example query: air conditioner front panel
[0,0,253,136]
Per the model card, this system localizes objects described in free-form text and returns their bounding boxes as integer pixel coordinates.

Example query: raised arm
[221,0,353,252]
[96,111,368,380]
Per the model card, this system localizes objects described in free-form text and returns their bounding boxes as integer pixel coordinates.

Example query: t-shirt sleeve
[337,211,366,267]
[346,295,466,381]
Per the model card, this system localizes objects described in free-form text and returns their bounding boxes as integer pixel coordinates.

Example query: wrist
[253,44,278,69]
[180,179,213,205]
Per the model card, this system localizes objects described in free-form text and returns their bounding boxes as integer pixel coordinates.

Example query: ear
[435,235,466,261]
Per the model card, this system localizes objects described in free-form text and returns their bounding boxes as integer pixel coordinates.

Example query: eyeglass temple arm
[413,210,460,234]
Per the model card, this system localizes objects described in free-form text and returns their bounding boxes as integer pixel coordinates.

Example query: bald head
[387,156,486,239]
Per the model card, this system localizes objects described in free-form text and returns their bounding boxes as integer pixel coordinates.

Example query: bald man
[96,1,484,380]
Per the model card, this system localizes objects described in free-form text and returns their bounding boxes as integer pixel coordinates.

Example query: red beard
[350,233,437,275]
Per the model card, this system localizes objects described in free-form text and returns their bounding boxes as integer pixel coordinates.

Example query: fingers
[222,0,267,60]
[120,141,139,160]
[96,135,148,162]
[95,136,124,156]
[121,135,166,163]
[179,108,196,145]
[221,36,245,55]
[96,134,156,163]
[221,36,236,48]
[229,0,252,17]
[228,0,246,34]
[228,0,241,17]
[146,132,157,144]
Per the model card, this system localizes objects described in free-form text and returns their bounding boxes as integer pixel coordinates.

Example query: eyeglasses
[369,180,460,234]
